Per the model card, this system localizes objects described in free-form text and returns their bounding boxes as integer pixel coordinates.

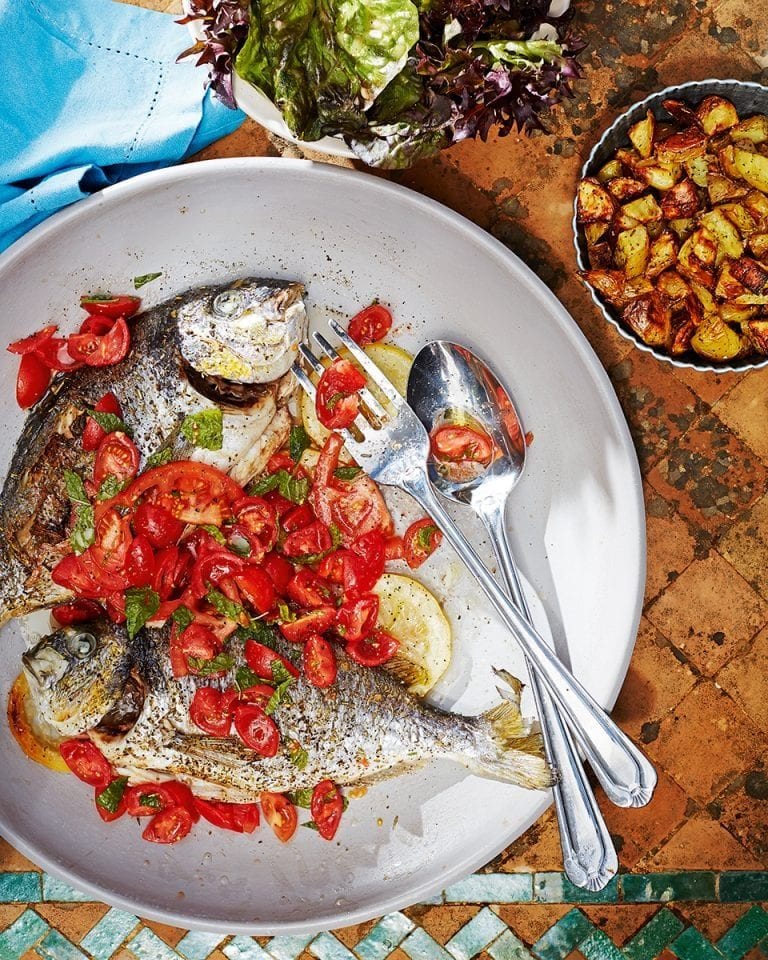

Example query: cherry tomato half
[67,316,130,367]
[194,798,260,833]
[234,567,276,615]
[348,304,392,347]
[122,461,243,526]
[282,503,315,533]
[244,639,299,680]
[303,634,337,688]
[94,432,139,488]
[280,607,336,644]
[16,351,51,408]
[315,358,366,430]
[125,534,156,588]
[286,569,335,609]
[51,554,102,598]
[125,783,173,817]
[133,502,185,549]
[91,508,132,573]
[142,805,193,844]
[335,594,378,643]
[430,425,494,465]
[260,791,297,842]
[233,702,280,756]
[190,686,237,736]
[311,779,344,841]
[80,294,141,318]
[282,520,333,560]
[82,392,123,452]
[402,518,443,570]
[263,552,294,595]
[346,629,398,667]
[59,740,112,787]
[94,779,127,822]
[178,623,222,672]
[7,324,58,355]
[51,599,104,625]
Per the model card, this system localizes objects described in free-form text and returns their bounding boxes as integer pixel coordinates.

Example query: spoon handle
[480,502,617,890]
[404,473,656,808]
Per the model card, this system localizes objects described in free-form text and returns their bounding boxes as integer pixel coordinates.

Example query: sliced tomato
[191,549,245,600]
[233,702,279,756]
[240,683,276,707]
[286,569,335,609]
[315,358,366,430]
[59,740,112,787]
[348,304,392,347]
[282,503,315,533]
[263,490,294,520]
[91,508,132,573]
[94,432,139,488]
[234,567,276,615]
[335,594,378,643]
[311,779,344,841]
[125,783,173,817]
[282,520,333,560]
[431,425,494,464]
[232,497,278,558]
[142,805,193,844]
[244,639,299,680]
[52,599,104,625]
[189,686,237,736]
[346,629,398,667]
[94,780,127,822]
[8,324,58,355]
[262,551,294,596]
[104,591,127,624]
[266,451,294,473]
[125,534,155,588]
[33,335,83,372]
[303,634,337,688]
[67,316,130,367]
[16,352,51,408]
[384,535,404,562]
[342,531,385,596]
[280,607,336,644]
[317,550,345,584]
[133,502,184,548]
[81,294,141,318]
[402,518,443,569]
[121,462,243,527]
[178,623,222,672]
[79,315,115,336]
[260,792,297,842]
[195,797,260,833]
[51,553,102,598]
[162,781,200,822]
[82,392,123,452]
[79,549,128,594]
[153,546,182,600]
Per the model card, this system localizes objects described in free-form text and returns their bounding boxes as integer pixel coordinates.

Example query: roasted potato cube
[721,302,759,324]
[615,225,650,278]
[636,159,683,190]
[615,148,641,171]
[690,280,718,314]
[715,261,750,300]
[656,127,708,163]
[745,190,768,219]
[670,315,698,355]
[663,99,699,126]
[745,318,768,353]
[731,115,768,145]
[584,222,609,245]
[719,145,740,179]
[720,202,758,235]
[577,178,616,223]
[733,291,768,305]
[678,233,715,288]
[597,159,625,183]
[685,155,711,188]
[622,194,662,223]
[669,217,696,239]
[628,110,656,159]
[613,209,641,231]
[748,233,768,259]
[692,227,719,265]
[624,277,655,299]
[606,177,648,200]
[731,256,768,292]
[622,293,672,346]
[580,269,628,307]
[696,95,739,135]
[657,269,691,304]
[733,147,768,193]
[700,209,745,258]
[707,174,747,204]
[691,315,746,360]
[647,231,678,277]
[587,241,614,269]
[661,179,700,219]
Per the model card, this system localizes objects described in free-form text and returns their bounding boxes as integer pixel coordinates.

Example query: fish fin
[171,733,261,767]
[382,655,429,691]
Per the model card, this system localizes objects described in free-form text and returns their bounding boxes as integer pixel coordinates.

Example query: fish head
[22,621,132,737]
[177,279,307,387]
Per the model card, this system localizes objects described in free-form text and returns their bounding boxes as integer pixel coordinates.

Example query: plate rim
[0,157,646,934]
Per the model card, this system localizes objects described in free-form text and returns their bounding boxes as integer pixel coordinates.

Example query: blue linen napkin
[0,0,244,252]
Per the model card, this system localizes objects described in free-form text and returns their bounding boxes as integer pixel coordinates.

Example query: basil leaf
[234,621,278,648]
[287,788,314,809]
[70,504,95,554]
[133,272,162,289]
[334,465,361,481]
[145,447,173,470]
[97,474,127,501]
[265,677,294,715]
[64,469,89,506]
[287,741,308,769]
[171,605,194,631]
[235,665,266,692]
[206,588,246,624]
[277,602,296,623]
[201,524,226,545]
[95,776,128,814]
[138,791,163,810]
[291,524,342,565]
[249,469,309,504]
[289,425,310,463]
[89,410,132,437]
[302,820,320,831]
[271,660,294,685]
[249,473,280,496]
[181,408,223,450]
[125,587,160,639]
[188,653,235,675]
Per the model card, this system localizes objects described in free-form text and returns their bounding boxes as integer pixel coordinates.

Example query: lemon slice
[7,674,68,773]
[300,342,413,449]
[373,573,452,697]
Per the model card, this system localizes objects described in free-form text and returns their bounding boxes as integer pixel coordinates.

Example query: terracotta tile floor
[2,0,768,956]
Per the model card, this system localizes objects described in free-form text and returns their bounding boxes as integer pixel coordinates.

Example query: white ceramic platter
[0,159,644,934]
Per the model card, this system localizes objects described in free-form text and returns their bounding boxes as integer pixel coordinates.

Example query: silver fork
[293,319,657,809]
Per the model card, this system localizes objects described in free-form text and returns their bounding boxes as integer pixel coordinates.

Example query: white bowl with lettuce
[181,0,578,168]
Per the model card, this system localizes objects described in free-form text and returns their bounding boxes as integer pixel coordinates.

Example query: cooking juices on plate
[5,280,551,847]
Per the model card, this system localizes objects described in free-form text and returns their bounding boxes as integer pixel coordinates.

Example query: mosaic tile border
[0,872,766,960]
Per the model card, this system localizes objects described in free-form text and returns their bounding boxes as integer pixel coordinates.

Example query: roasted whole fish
[0,279,307,626]
[21,622,553,799]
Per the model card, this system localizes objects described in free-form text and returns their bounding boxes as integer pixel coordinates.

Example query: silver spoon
[407,340,619,891]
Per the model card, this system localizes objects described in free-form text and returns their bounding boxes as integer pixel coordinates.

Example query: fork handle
[480,501,617,890]
[404,473,656,808]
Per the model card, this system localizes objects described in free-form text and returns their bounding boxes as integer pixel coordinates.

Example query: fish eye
[212,290,245,319]
[64,630,97,660]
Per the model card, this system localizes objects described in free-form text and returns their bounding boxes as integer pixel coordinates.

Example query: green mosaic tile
[401,926,454,960]
[223,936,273,960]
[532,908,593,960]
[177,930,227,960]
[533,873,619,904]
[0,871,41,903]
[669,927,724,960]
[444,875,532,904]
[268,934,316,960]
[42,874,91,902]
[577,928,625,960]
[310,932,357,960]
[623,908,685,960]
[80,907,139,960]
[355,912,415,960]
[36,927,89,959]
[0,909,47,959]
[717,907,768,960]
[127,926,184,960]
[720,873,768,903]
[446,906,507,960]
[621,873,717,903]
[486,928,534,960]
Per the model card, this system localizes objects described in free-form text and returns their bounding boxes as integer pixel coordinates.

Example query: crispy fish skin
[0,279,306,627]
[22,623,553,799]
